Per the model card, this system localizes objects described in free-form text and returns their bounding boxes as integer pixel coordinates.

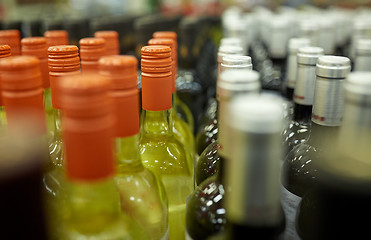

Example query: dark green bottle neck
[293,103,312,123]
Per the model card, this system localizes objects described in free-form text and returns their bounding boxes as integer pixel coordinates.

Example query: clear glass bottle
[282,46,324,157]
[215,94,287,240]
[139,45,194,240]
[0,44,11,127]
[296,71,371,239]
[281,55,351,240]
[99,55,169,240]
[57,73,148,240]
[186,69,261,240]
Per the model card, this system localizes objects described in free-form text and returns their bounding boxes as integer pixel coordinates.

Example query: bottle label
[281,186,302,240]
[294,64,316,106]
[312,76,344,126]
[287,54,298,88]
[161,227,170,240]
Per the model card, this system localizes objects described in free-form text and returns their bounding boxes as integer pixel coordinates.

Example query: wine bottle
[139,45,194,240]
[0,44,11,127]
[186,69,261,240]
[0,29,21,56]
[281,55,351,240]
[148,37,196,164]
[57,72,148,240]
[218,93,286,240]
[94,30,120,55]
[284,38,311,100]
[296,71,371,240]
[353,39,371,71]
[79,37,106,73]
[282,46,324,157]
[44,30,69,48]
[99,55,169,240]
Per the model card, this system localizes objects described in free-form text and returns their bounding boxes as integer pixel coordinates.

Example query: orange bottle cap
[79,37,106,72]
[94,30,119,54]
[44,30,69,47]
[153,31,177,41]
[141,45,172,72]
[0,45,11,58]
[99,55,137,90]
[59,73,115,181]
[0,29,21,56]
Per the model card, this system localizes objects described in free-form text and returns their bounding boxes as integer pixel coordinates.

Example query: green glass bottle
[57,73,148,240]
[99,55,169,240]
[139,45,194,240]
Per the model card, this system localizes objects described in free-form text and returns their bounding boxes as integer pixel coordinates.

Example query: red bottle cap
[79,37,106,72]
[44,30,69,47]
[94,31,120,55]
[99,55,139,137]
[0,45,11,58]
[0,30,21,56]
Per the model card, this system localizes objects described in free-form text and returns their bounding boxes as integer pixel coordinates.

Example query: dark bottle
[186,70,262,239]
[280,55,351,240]
[284,38,310,100]
[296,71,371,240]
[282,46,324,157]
[221,93,287,240]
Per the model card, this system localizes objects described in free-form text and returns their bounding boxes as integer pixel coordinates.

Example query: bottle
[353,39,371,71]
[44,30,69,48]
[281,55,351,240]
[152,31,195,134]
[57,73,148,240]
[99,55,169,240]
[94,30,120,55]
[195,53,248,157]
[79,37,106,73]
[282,46,324,157]
[139,45,194,240]
[0,44,11,127]
[0,29,21,56]
[296,71,371,239]
[284,38,311,100]
[148,37,195,164]
[215,93,286,240]
[186,69,261,240]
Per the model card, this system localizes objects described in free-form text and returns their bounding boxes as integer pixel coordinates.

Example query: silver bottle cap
[345,71,371,104]
[221,55,252,70]
[228,93,285,133]
[297,46,324,65]
[220,37,242,47]
[288,38,311,54]
[217,45,244,63]
[316,55,351,79]
[356,39,371,55]
[218,69,260,99]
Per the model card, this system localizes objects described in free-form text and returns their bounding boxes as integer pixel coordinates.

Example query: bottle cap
[0,45,11,58]
[0,30,21,56]
[79,37,106,63]
[221,55,252,69]
[288,38,311,53]
[220,37,242,47]
[356,39,371,55]
[44,30,69,47]
[228,93,285,133]
[316,55,351,79]
[217,45,244,63]
[21,37,48,58]
[99,55,138,90]
[141,45,172,72]
[344,71,371,104]
[153,31,177,42]
[48,45,80,72]
[297,46,324,65]
[94,30,120,55]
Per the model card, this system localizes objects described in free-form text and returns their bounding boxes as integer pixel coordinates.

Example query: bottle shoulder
[195,141,221,186]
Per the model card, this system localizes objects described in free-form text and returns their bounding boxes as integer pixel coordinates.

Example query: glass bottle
[284,38,310,100]
[195,51,247,158]
[281,55,351,240]
[296,71,371,240]
[44,30,69,48]
[152,31,195,134]
[99,55,169,240]
[94,30,120,55]
[148,37,196,164]
[282,46,324,157]
[57,73,148,240]
[0,44,11,127]
[353,39,371,71]
[213,94,286,240]
[0,29,21,56]
[186,69,261,240]
[139,45,194,240]
[79,37,106,73]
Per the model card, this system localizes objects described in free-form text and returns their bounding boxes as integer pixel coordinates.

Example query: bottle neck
[115,134,143,172]
[293,63,317,107]
[140,109,173,137]
[307,122,340,149]
[293,103,312,123]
